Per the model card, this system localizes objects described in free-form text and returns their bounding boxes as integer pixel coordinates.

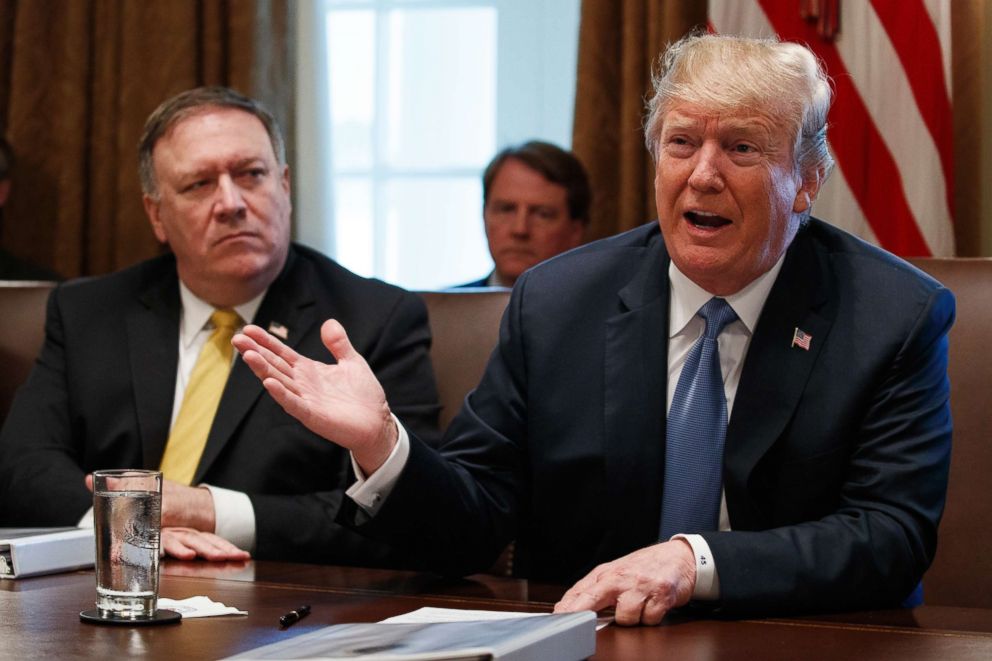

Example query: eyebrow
[177,157,268,180]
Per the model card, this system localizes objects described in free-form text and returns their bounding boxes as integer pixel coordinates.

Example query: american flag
[792,327,813,351]
[708,0,955,258]
[267,321,289,340]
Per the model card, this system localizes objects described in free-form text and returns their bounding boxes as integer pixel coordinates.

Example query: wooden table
[3,560,991,659]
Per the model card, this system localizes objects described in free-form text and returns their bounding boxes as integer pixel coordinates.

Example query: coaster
[80,608,182,626]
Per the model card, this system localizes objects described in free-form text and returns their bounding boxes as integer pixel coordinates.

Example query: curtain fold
[0,0,294,278]
[571,0,706,242]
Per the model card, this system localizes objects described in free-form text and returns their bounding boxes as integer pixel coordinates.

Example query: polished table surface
[3,559,992,659]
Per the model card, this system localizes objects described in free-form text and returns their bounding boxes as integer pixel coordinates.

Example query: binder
[0,527,95,579]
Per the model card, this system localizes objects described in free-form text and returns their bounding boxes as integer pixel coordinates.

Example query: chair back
[418,289,511,431]
[0,281,55,423]
[908,258,992,608]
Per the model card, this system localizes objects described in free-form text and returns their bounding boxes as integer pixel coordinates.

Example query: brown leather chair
[0,281,55,424]
[907,258,992,608]
[418,289,511,432]
[418,289,512,574]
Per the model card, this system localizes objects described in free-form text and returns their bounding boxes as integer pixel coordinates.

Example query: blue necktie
[660,297,738,540]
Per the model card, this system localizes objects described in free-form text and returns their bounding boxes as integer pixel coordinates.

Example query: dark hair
[0,136,12,180]
[138,86,285,198]
[482,141,591,224]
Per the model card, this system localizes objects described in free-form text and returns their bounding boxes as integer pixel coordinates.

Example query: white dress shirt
[79,282,264,553]
[667,256,784,599]
[350,254,785,601]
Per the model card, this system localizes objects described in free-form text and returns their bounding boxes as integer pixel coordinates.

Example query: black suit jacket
[355,219,954,615]
[0,244,439,564]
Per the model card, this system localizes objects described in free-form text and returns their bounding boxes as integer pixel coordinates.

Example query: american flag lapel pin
[791,327,812,351]
[268,321,289,340]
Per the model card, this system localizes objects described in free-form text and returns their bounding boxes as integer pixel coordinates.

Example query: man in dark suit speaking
[0,87,439,564]
[233,34,953,622]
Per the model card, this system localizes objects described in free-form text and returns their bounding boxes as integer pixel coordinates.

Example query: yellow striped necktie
[159,309,242,484]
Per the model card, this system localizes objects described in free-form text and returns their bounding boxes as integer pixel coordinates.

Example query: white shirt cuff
[78,507,94,528]
[346,414,410,516]
[673,533,721,601]
[202,484,256,553]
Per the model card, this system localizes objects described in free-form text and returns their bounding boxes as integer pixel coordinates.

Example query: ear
[280,163,291,196]
[566,218,586,248]
[793,167,824,214]
[143,194,168,244]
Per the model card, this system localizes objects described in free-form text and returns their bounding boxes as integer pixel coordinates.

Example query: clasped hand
[554,539,697,626]
[84,474,249,561]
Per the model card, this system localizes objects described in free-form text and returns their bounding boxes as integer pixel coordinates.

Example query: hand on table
[233,319,398,474]
[553,539,697,626]
[86,474,216,532]
[161,527,251,561]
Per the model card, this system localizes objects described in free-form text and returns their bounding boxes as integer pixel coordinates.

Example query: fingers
[161,527,251,562]
[321,319,358,363]
[554,564,611,614]
[84,474,94,492]
[235,327,305,399]
[553,542,696,626]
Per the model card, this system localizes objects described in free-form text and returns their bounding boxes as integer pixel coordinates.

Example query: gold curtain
[0,0,294,279]
[572,0,706,242]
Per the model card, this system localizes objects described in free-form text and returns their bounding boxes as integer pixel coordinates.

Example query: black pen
[279,605,311,628]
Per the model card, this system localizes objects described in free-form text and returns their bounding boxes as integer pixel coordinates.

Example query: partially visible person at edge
[233,33,953,624]
[0,136,62,280]
[456,140,590,288]
[0,87,440,566]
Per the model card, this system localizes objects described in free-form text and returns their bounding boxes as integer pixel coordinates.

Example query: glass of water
[91,469,162,620]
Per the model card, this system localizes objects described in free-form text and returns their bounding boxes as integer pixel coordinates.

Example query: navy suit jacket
[0,244,440,565]
[354,219,954,614]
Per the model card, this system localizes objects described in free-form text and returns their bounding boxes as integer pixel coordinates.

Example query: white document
[383,607,612,631]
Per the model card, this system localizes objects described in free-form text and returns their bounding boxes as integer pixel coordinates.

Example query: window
[295,0,581,290]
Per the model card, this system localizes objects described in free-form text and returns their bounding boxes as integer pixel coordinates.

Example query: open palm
[232,319,398,472]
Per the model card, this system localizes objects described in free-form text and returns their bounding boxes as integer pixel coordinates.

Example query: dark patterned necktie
[660,297,737,539]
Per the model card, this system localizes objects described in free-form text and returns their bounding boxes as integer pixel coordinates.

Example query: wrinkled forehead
[662,103,791,144]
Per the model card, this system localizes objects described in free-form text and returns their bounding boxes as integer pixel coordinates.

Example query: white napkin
[158,595,247,618]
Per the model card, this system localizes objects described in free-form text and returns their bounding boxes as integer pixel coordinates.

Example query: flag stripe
[870,0,954,215]
[756,0,932,255]
[834,3,954,255]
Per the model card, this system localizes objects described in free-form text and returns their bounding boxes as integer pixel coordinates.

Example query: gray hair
[138,86,285,198]
[644,33,834,184]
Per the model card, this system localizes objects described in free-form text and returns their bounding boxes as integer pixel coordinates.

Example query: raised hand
[232,319,399,474]
[553,540,696,626]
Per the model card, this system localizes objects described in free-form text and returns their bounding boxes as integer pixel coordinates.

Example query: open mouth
[685,211,731,229]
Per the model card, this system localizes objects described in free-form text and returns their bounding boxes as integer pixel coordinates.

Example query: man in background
[0,136,61,280]
[458,141,590,288]
[0,87,439,565]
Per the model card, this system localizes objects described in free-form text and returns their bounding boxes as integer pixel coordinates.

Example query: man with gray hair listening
[235,34,953,622]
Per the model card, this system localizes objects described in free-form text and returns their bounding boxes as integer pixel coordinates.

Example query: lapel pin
[791,327,812,351]
[268,321,289,340]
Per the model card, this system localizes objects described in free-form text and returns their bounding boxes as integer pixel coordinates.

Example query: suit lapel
[602,233,671,555]
[127,266,181,470]
[723,227,833,527]
[193,248,319,482]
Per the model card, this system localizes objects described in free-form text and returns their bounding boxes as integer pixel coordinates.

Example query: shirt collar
[178,280,267,349]
[668,253,787,338]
